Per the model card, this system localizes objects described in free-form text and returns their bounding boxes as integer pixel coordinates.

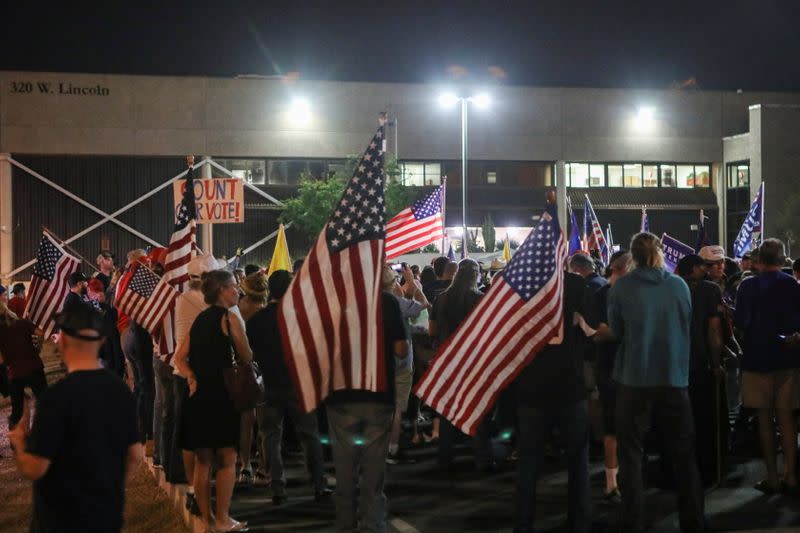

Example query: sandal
[212,519,249,532]
[754,479,781,494]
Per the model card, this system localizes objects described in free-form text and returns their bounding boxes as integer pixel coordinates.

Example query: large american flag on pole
[163,163,198,291]
[24,233,81,338]
[116,263,179,339]
[279,122,387,413]
[385,184,445,259]
[159,161,198,360]
[415,202,567,436]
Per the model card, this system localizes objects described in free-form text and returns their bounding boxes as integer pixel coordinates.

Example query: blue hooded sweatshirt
[607,267,691,387]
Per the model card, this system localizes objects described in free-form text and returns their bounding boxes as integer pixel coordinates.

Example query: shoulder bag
[222,311,265,411]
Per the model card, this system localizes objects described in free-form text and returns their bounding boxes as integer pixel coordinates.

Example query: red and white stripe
[385,208,444,259]
[278,234,385,413]
[416,233,566,436]
[163,219,196,292]
[116,265,179,338]
[24,257,80,338]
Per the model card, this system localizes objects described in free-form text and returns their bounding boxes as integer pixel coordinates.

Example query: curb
[144,458,207,533]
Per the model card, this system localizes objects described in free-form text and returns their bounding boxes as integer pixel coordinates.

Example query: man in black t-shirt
[326,292,408,533]
[677,254,727,487]
[9,304,141,533]
[422,255,456,304]
[513,271,591,533]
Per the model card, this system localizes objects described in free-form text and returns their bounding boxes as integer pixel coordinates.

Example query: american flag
[385,185,445,259]
[159,163,198,359]
[115,262,179,339]
[163,164,197,291]
[279,123,387,413]
[24,233,81,337]
[584,195,609,265]
[415,202,567,436]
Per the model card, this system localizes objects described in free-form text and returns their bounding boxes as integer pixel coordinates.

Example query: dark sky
[4,1,800,91]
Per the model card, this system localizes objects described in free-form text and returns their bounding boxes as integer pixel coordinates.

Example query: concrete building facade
[1,70,798,279]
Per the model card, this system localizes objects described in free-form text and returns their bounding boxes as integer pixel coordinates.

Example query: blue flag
[733,182,764,258]
[447,241,456,261]
[568,199,582,256]
[661,233,696,273]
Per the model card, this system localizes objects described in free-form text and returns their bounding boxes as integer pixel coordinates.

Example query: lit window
[425,163,441,185]
[215,159,266,185]
[623,164,642,187]
[661,165,676,187]
[487,171,497,184]
[643,165,658,187]
[589,165,605,187]
[402,163,426,186]
[738,165,750,187]
[568,163,589,187]
[607,165,623,187]
[694,165,710,187]
[676,165,694,188]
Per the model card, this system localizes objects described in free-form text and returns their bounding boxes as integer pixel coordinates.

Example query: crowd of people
[2,232,800,532]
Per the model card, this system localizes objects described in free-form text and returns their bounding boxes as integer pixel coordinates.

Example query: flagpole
[41,226,99,274]
[441,176,447,254]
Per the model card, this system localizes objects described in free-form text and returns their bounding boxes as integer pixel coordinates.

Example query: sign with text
[173,178,244,224]
[661,233,695,273]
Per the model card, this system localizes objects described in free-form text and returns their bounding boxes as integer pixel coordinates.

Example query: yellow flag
[502,233,512,263]
[267,224,292,277]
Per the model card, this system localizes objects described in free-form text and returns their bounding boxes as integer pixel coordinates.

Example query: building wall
[5,71,800,162]
[760,105,800,241]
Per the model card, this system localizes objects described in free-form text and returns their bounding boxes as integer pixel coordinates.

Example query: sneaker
[185,493,201,516]
[602,488,622,506]
[237,469,253,485]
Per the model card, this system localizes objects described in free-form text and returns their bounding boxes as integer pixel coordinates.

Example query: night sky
[4,1,800,91]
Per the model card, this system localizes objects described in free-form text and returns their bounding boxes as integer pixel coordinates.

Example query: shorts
[394,367,413,413]
[742,370,799,410]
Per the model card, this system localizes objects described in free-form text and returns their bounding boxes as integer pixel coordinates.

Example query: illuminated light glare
[319,435,330,445]
[471,93,491,109]
[635,106,656,132]
[353,437,365,446]
[289,98,312,123]
[449,226,464,237]
[438,92,459,108]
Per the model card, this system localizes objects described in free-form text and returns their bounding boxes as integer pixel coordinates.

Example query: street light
[289,98,312,124]
[438,92,491,251]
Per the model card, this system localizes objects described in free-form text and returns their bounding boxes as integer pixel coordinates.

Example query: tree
[467,228,483,253]
[482,214,496,255]
[281,153,409,245]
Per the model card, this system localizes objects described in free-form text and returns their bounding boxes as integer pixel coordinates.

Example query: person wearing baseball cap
[63,272,89,311]
[698,245,726,284]
[95,250,115,291]
[8,303,142,532]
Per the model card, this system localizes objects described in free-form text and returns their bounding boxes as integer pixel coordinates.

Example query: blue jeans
[513,400,590,533]
[121,324,154,441]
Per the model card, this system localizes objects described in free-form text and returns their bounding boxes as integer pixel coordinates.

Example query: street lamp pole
[461,97,469,252]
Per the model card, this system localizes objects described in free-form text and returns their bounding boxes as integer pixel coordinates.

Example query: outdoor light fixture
[635,106,656,132]
[471,93,491,109]
[438,92,460,108]
[438,92,492,243]
[289,98,311,123]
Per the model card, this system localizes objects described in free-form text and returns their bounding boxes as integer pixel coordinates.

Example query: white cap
[698,245,725,263]
[187,254,222,278]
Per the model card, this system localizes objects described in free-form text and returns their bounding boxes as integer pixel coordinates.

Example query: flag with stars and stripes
[115,262,179,339]
[385,184,445,259]
[415,202,567,435]
[163,164,198,291]
[24,233,81,338]
[279,123,388,412]
[584,195,609,265]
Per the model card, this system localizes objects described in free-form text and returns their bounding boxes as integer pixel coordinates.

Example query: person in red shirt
[8,283,27,317]
[0,288,46,429]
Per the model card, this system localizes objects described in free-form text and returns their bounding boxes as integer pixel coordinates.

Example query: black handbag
[222,312,265,411]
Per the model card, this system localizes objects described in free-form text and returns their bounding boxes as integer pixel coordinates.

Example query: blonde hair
[630,232,665,269]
